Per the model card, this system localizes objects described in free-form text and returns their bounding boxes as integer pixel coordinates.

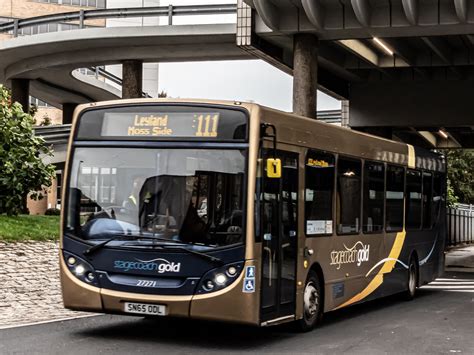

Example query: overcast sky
[108,0,341,112]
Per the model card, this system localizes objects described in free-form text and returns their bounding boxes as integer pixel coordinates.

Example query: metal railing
[448,204,474,246]
[0,4,237,37]
[34,124,71,145]
[87,66,151,98]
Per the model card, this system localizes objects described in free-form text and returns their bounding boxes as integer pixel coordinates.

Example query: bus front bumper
[61,259,260,325]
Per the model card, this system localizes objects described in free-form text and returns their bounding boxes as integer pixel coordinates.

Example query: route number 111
[195,114,219,137]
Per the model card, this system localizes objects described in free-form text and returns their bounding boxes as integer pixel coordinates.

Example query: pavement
[445,245,474,272]
[0,242,89,328]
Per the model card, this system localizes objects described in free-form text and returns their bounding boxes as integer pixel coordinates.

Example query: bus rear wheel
[403,257,418,301]
[297,271,323,332]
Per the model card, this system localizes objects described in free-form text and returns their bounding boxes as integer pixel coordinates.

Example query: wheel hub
[304,282,319,318]
[409,265,416,294]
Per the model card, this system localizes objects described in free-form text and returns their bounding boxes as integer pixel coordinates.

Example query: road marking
[421,277,474,293]
[0,314,100,330]
[422,285,474,289]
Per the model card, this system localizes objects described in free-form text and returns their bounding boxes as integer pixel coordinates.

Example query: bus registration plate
[123,302,167,316]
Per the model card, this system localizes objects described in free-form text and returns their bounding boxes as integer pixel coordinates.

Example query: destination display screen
[101,112,221,138]
[75,104,248,141]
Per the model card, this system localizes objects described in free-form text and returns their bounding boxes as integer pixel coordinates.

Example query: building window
[422,172,433,229]
[386,165,404,232]
[363,162,385,233]
[406,170,422,230]
[337,157,361,234]
[305,150,334,236]
[79,167,117,204]
[33,0,106,8]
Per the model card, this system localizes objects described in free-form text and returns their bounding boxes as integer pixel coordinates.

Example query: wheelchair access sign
[242,266,256,293]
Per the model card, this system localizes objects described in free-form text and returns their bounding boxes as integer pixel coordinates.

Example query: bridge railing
[34,124,71,145]
[86,66,151,98]
[448,204,474,246]
[0,4,237,37]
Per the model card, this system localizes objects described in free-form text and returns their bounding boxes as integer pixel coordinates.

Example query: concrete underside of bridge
[242,0,474,148]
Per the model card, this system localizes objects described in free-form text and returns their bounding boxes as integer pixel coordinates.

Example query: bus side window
[386,165,405,232]
[305,150,335,236]
[422,172,433,229]
[406,170,422,230]
[336,157,362,235]
[363,162,385,233]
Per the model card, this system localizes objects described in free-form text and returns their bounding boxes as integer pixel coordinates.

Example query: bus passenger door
[260,151,298,323]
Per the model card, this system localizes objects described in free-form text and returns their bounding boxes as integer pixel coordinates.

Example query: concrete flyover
[0,23,251,109]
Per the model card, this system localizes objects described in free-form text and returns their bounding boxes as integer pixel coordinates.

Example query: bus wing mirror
[266,158,282,178]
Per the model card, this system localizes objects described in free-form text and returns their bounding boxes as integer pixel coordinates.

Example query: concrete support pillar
[341,100,349,128]
[122,60,143,99]
[11,79,30,112]
[62,103,77,124]
[293,34,318,119]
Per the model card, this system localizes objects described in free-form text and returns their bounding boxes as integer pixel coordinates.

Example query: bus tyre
[297,271,323,332]
[403,257,418,301]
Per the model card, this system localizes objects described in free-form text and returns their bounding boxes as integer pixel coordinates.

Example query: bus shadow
[77,289,445,350]
[78,316,297,351]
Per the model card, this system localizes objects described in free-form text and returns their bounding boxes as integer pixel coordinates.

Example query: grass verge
[0,215,60,242]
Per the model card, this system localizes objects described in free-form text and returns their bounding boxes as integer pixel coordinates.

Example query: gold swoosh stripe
[334,230,406,310]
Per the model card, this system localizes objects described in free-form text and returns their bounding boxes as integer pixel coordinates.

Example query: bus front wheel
[297,271,323,332]
[403,257,418,301]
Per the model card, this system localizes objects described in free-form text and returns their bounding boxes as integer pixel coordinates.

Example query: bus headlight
[196,262,244,294]
[63,251,99,287]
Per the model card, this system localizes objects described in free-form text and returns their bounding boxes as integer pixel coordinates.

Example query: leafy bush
[0,85,56,215]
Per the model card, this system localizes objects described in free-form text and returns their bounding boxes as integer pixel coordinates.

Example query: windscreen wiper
[155,245,224,266]
[83,235,160,256]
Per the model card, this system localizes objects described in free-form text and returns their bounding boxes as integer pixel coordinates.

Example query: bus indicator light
[226,266,237,276]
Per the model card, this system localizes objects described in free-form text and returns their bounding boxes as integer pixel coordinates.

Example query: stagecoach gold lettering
[330,242,370,270]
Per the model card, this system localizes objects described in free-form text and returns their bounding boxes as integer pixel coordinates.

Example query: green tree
[0,85,56,215]
[446,149,474,205]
